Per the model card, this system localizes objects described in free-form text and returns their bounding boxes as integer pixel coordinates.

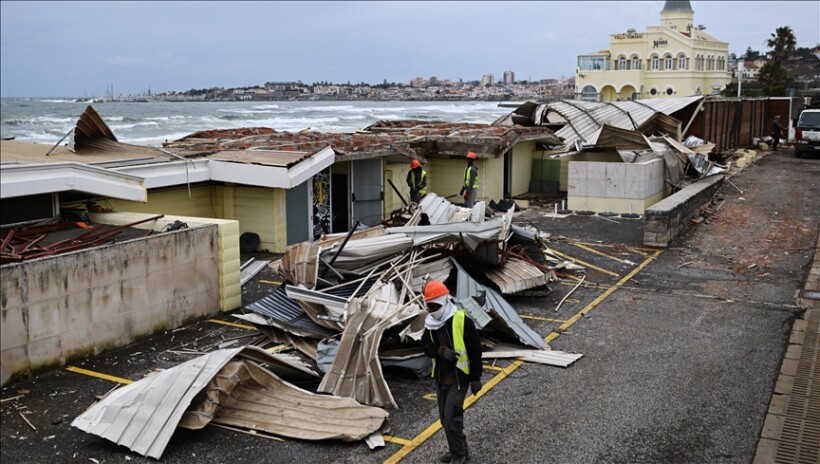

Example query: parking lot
[2,148,818,464]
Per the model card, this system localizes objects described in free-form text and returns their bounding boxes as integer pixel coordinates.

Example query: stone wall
[644,175,724,247]
[0,225,220,386]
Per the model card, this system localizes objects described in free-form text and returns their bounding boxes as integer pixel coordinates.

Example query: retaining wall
[0,225,220,386]
[644,174,724,247]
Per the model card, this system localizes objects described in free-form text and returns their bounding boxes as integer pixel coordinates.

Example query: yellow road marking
[520,314,569,323]
[259,280,282,285]
[66,366,133,385]
[572,243,636,266]
[384,359,524,464]
[627,247,651,256]
[208,319,257,331]
[384,435,413,446]
[550,249,620,277]
[545,249,662,343]
[382,249,662,464]
[557,273,585,282]
[483,365,505,372]
[422,393,437,401]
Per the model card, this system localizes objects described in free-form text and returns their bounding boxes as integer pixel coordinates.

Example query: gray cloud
[1,1,817,97]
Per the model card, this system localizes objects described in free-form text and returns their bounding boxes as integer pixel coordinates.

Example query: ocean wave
[109,121,160,130]
[252,104,280,110]
[217,108,281,115]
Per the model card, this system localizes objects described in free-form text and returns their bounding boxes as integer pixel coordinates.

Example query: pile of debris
[240,193,580,407]
[72,194,585,458]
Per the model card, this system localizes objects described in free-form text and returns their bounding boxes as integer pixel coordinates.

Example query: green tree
[744,46,760,61]
[758,61,792,96]
[759,26,798,95]
[765,26,797,64]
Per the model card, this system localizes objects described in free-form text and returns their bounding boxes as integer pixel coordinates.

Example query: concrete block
[625,163,645,181]
[61,326,94,359]
[59,290,92,334]
[1,268,25,309]
[736,158,747,168]
[28,336,61,368]
[1,303,27,350]
[588,162,606,180]
[588,180,605,197]
[121,275,149,313]
[91,283,124,320]
[27,301,61,341]
[0,345,29,386]
[93,315,131,351]
[607,163,626,183]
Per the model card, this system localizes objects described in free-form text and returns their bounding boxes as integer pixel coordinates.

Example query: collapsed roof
[494,96,703,150]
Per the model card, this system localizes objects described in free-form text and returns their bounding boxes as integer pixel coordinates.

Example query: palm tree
[765,26,797,64]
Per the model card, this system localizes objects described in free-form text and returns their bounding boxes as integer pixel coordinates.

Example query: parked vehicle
[794,109,820,158]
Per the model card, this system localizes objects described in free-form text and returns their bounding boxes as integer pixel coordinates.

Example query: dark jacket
[421,311,483,388]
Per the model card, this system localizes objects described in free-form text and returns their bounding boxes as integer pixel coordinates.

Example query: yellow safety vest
[429,310,470,377]
[411,169,428,194]
[464,165,478,189]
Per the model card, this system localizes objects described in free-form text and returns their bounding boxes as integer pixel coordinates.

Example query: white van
[795,108,820,158]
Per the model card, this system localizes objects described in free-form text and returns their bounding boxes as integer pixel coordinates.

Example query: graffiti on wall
[313,169,331,239]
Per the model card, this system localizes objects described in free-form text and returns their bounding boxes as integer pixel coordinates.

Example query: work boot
[441,452,470,463]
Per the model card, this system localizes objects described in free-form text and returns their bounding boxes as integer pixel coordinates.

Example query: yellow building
[575,0,731,102]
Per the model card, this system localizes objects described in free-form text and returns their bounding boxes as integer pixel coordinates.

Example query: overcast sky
[1,1,818,98]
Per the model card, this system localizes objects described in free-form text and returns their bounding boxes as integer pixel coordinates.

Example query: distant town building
[503,70,515,85]
[481,74,495,87]
[574,0,731,101]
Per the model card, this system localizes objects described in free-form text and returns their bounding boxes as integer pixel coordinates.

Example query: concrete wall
[567,158,666,214]
[0,225,221,386]
[87,212,241,311]
[644,174,724,247]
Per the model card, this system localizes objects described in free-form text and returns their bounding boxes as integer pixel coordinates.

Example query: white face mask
[429,307,446,321]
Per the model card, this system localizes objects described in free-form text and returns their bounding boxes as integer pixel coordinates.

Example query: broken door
[351,159,383,227]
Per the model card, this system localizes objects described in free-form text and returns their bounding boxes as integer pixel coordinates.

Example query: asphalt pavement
[1,147,818,464]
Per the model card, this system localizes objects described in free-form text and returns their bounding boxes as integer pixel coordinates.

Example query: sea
[0,99,513,147]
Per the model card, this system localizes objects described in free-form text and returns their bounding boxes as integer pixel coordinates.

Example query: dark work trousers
[437,382,469,458]
[464,188,477,208]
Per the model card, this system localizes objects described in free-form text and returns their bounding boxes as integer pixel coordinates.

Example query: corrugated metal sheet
[534,96,702,149]
[483,349,583,367]
[245,284,339,339]
[419,193,458,224]
[387,220,505,252]
[318,281,422,407]
[485,257,550,294]
[72,346,387,458]
[281,226,388,288]
[452,259,548,349]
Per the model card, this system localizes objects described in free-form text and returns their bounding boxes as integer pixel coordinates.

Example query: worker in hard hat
[406,159,428,203]
[459,152,478,207]
[420,280,483,464]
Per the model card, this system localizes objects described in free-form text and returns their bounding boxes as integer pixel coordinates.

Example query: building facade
[575,1,731,102]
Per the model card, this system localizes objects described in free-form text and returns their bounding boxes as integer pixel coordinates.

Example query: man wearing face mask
[421,280,483,464]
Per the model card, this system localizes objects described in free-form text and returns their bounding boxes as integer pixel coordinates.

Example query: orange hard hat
[466,152,477,159]
[411,159,420,168]
[423,280,450,301]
